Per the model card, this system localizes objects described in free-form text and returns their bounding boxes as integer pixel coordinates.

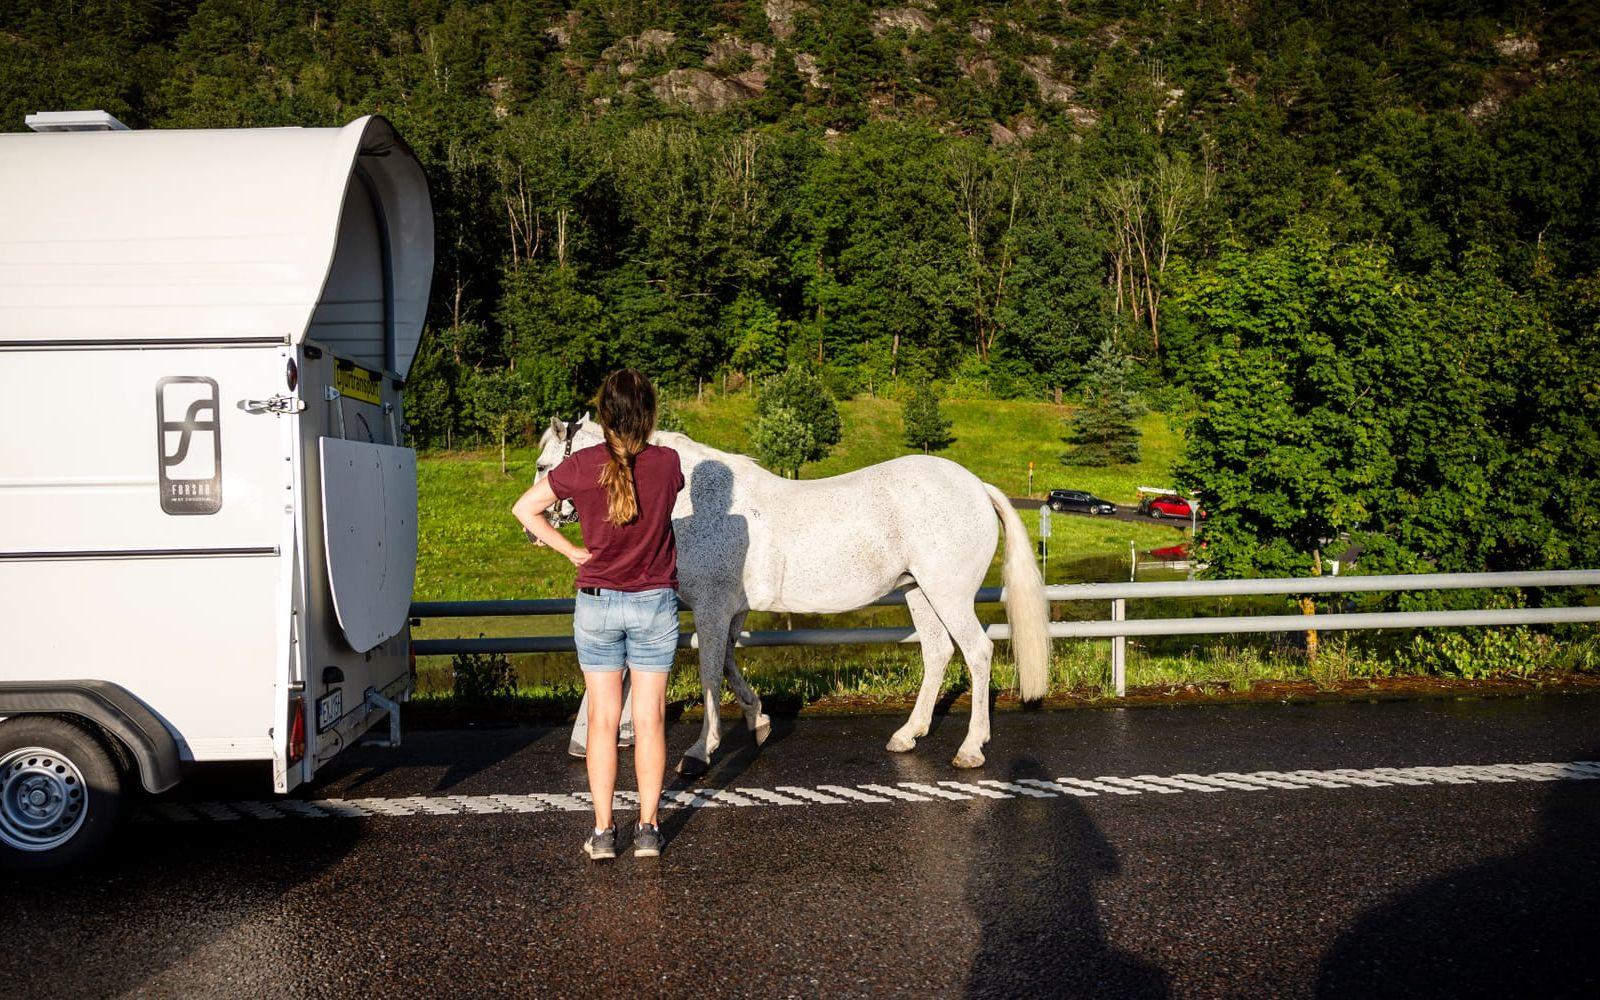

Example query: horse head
[529,412,601,538]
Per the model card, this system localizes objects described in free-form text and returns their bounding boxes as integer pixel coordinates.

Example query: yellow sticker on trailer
[334,363,383,405]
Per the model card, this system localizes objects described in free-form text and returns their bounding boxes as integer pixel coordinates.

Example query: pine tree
[1062,339,1142,466]
[757,43,804,122]
[902,382,952,453]
[754,405,813,478]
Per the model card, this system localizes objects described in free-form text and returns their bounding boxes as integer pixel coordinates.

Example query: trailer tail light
[287,696,306,765]
[285,357,299,391]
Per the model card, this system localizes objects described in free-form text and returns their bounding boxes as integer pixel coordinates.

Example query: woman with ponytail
[512,369,685,861]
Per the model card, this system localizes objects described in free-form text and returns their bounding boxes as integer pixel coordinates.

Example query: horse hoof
[952,751,985,769]
[753,715,772,747]
[886,733,917,753]
[676,755,709,779]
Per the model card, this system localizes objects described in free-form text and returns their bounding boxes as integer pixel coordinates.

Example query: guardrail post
[1111,598,1126,697]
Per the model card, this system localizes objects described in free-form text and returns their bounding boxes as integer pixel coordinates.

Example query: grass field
[415,393,1187,603]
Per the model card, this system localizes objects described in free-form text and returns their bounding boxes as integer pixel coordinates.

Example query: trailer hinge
[242,394,305,415]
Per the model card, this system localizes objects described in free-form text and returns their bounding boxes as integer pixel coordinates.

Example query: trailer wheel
[0,717,124,872]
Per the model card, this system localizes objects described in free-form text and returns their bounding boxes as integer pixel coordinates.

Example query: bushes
[1396,628,1555,680]
[451,650,518,703]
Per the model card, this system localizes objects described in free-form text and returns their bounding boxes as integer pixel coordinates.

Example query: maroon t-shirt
[546,442,685,591]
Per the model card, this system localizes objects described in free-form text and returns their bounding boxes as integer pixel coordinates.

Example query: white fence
[410,569,1600,696]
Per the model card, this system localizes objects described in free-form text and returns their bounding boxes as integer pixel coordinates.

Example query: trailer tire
[0,717,125,873]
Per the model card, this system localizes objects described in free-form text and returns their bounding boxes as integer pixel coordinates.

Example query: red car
[1140,494,1205,520]
[1149,540,1209,561]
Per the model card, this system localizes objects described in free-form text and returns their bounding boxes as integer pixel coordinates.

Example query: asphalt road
[5,695,1599,999]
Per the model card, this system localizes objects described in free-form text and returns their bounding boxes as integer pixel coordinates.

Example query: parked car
[1048,489,1116,515]
[1139,494,1205,520]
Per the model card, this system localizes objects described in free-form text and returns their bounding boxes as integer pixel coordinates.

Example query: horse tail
[982,483,1050,703]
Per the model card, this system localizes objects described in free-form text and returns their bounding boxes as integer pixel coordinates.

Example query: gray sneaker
[633,822,664,858]
[583,826,617,861]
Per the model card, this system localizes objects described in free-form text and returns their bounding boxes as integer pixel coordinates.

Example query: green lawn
[671,393,1186,502]
[416,393,1187,602]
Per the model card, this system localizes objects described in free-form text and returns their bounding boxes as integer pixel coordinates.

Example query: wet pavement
[4,694,1599,998]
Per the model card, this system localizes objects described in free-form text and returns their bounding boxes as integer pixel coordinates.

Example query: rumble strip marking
[135,761,1600,822]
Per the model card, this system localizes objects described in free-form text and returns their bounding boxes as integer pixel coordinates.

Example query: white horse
[531,415,1049,773]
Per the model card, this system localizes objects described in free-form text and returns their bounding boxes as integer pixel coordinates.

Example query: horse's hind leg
[720,612,771,746]
[888,586,955,753]
[922,589,995,769]
[677,609,730,779]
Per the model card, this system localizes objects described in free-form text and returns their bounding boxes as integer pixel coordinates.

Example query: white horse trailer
[0,112,434,869]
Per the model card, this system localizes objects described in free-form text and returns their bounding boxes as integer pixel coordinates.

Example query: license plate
[316,689,343,733]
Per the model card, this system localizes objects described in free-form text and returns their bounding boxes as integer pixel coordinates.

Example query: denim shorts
[573,587,680,673]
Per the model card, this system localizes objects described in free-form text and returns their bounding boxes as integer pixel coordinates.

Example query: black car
[1048,489,1116,515]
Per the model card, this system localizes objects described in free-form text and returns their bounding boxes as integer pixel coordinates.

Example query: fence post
[1111,597,1126,697]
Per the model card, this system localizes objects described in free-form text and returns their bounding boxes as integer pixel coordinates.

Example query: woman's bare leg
[629,669,670,826]
[583,670,624,830]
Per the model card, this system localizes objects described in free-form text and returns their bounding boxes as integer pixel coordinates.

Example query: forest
[4,0,1599,579]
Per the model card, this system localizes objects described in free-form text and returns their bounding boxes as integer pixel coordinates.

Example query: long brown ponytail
[593,368,657,526]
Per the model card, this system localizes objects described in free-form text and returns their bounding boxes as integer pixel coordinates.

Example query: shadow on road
[656,709,795,844]
[315,724,562,796]
[964,758,1170,999]
[1316,751,1600,997]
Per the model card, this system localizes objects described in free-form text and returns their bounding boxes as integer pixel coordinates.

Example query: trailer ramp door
[318,438,418,652]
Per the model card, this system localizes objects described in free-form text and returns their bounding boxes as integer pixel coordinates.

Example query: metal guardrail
[410,569,1600,697]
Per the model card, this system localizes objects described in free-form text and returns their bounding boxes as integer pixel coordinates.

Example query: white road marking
[1096,776,1182,794]
[977,780,1057,798]
[737,787,809,805]
[1056,777,1140,795]
[1016,778,1095,797]
[489,794,548,813]
[1358,768,1434,786]
[776,785,849,804]
[659,789,720,809]
[697,788,762,806]
[899,782,973,800]
[939,781,1013,799]
[1216,771,1318,787]
[316,799,374,818]
[817,784,891,803]
[1130,775,1222,793]
[1172,773,1265,792]
[860,783,933,801]
[232,800,286,820]
[135,760,1600,822]
[530,792,593,812]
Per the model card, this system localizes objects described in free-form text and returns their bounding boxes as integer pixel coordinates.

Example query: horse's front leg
[677,611,730,779]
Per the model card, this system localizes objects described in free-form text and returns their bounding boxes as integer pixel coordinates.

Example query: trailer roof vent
[25,110,131,133]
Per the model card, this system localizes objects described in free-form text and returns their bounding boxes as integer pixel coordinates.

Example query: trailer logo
[155,376,223,515]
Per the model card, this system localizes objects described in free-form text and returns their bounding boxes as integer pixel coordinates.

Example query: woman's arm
[511,479,590,567]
